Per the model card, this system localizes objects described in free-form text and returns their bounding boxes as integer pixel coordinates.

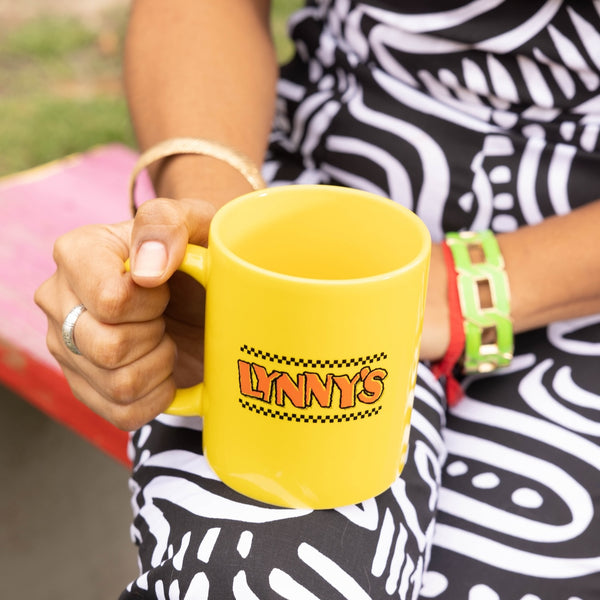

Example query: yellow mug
[168,185,430,509]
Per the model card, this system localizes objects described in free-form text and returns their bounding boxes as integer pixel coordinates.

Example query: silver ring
[62,304,86,355]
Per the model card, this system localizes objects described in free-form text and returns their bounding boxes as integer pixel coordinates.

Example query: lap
[121,364,446,599]
[120,317,600,599]
[423,317,600,599]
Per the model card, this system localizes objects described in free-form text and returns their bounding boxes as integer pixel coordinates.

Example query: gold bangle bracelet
[129,137,266,215]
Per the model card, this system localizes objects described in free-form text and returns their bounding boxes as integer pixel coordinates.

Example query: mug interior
[214,186,429,281]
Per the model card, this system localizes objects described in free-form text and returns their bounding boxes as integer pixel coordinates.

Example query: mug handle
[125,244,208,417]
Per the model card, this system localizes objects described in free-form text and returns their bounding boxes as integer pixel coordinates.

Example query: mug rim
[209,184,431,285]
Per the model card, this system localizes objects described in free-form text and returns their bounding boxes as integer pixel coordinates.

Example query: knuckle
[107,405,147,432]
[106,368,141,406]
[33,279,51,311]
[52,232,72,265]
[105,382,176,432]
[94,281,128,322]
[91,337,128,369]
[135,198,187,231]
[52,226,91,265]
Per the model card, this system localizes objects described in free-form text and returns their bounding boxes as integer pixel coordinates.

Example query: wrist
[153,154,259,209]
[429,230,514,406]
[421,243,451,362]
[446,230,513,374]
[430,241,466,406]
[129,138,266,215]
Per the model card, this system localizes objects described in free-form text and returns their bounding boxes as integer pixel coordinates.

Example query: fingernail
[133,241,168,278]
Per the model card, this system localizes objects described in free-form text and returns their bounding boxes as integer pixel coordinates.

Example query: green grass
[0,17,96,59]
[272,0,303,64]
[0,1,303,177]
[0,96,133,176]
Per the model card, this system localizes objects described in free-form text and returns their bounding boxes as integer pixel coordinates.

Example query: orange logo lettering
[237,360,387,410]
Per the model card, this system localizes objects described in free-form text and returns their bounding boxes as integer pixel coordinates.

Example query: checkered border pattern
[239,399,382,423]
[240,345,387,368]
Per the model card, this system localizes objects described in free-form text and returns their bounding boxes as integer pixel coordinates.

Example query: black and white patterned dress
[121,2,600,598]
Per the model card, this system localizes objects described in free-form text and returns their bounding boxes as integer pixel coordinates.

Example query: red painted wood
[0,145,154,465]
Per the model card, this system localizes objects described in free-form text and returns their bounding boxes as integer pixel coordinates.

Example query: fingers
[46,305,167,370]
[34,195,216,430]
[37,283,177,430]
[130,197,216,287]
[40,280,178,430]
[49,222,170,324]
[58,341,178,431]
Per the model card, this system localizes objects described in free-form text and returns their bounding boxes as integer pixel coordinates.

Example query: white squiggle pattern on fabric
[232,571,261,600]
[325,135,415,207]
[554,366,600,409]
[428,315,600,592]
[450,396,600,472]
[440,430,594,542]
[548,314,600,355]
[140,474,311,565]
[279,0,599,243]
[433,523,600,578]
[183,573,209,600]
[298,542,373,599]
[335,498,379,530]
[347,81,451,240]
[371,507,395,577]
[520,359,600,435]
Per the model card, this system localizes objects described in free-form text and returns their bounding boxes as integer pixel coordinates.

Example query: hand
[34,197,216,431]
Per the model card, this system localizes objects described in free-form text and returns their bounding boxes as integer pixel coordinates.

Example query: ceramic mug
[165,184,430,509]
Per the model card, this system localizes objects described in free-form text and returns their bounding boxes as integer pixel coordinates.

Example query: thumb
[130,197,216,287]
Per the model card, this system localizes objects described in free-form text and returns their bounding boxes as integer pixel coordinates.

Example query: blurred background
[0,1,301,598]
[0,0,300,177]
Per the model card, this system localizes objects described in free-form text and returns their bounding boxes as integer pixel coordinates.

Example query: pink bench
[0,144,154,466]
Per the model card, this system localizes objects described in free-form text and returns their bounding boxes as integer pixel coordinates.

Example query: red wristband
[431,240,466,407]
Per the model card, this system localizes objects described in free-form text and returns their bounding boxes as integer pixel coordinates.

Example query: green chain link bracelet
[445,230,514,373]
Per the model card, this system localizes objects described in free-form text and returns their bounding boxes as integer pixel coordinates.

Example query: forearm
[422,200,600,362]
[124,0,277,207]
[499,199,600,333]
